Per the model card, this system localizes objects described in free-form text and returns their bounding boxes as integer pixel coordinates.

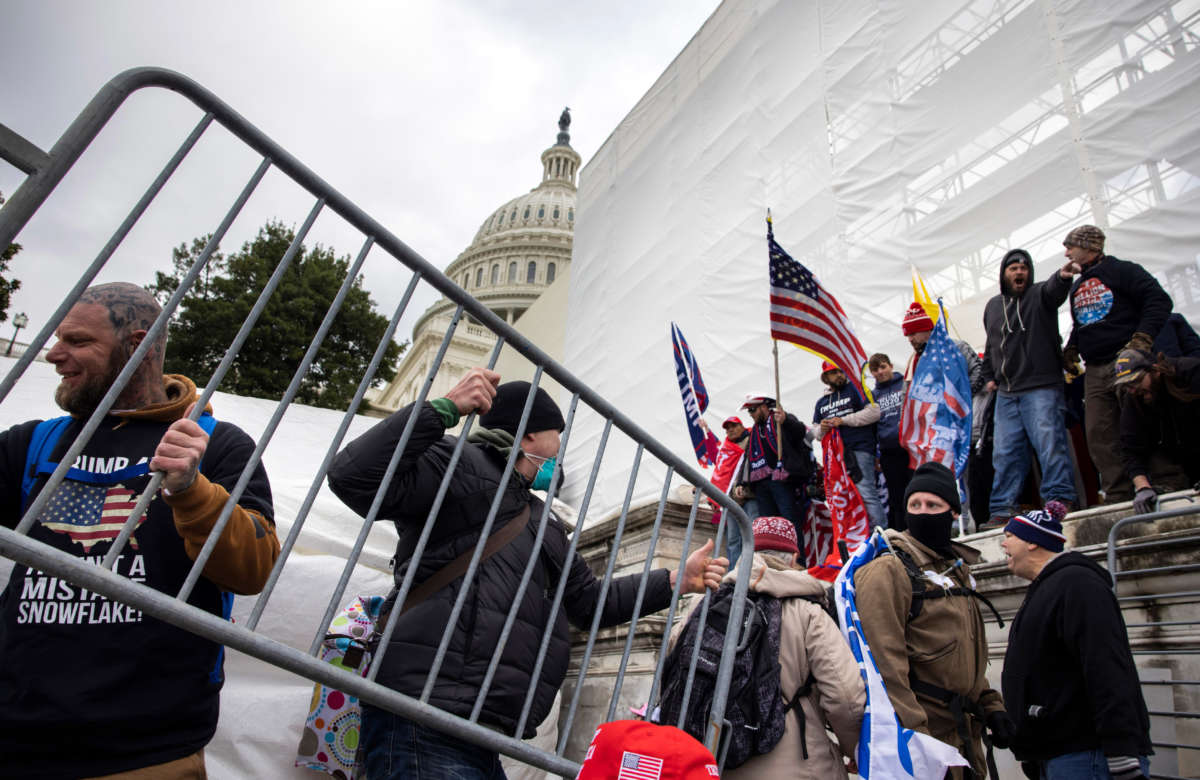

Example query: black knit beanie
[904,461,961,514]
[1001,249,1032,271]
[479,381,565,436]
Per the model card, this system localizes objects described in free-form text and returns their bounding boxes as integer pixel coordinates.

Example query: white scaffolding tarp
[563,0,1200,515]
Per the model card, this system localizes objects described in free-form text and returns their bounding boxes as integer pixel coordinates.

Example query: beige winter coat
[673,552,864,778]
[853,529,1004,779]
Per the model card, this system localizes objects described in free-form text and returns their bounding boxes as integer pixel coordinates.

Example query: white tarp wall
[563,0,1200,515]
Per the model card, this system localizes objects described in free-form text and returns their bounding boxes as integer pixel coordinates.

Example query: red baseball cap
[820,360,838,373]
[576,720,720,779]
[721,416,743,429]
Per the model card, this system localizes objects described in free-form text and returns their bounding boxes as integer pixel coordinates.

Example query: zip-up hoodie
[1002,551,1152,762]
[980,249,1072,392]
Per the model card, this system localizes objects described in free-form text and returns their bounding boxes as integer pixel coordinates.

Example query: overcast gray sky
[0,0,719,350]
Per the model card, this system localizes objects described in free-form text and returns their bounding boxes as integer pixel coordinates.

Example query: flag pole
[773,338,783,457]
[768,207,784,460]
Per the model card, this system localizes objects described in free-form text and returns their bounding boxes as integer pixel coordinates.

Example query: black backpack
[655,582,816,769]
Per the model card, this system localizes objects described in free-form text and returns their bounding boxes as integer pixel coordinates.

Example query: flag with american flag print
[767,218,869,398]
[802,498,834,570]
[899,301,972,477]
[39,482,147,552]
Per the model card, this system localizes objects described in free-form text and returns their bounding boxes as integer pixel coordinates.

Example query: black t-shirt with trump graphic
[0,412,272,779]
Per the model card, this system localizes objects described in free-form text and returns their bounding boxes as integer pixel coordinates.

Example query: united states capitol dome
[417,108,579,332]
[373,110,580,413]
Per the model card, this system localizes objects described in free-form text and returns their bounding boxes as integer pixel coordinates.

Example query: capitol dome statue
[371,110,580,413]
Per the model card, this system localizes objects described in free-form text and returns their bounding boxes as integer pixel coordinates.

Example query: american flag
[618,750,664,780]
[39,483,147,552]
[802,498,834,570]
[768,220,869,397]
[899,304,972,477]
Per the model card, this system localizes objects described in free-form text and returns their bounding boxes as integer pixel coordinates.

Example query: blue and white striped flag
[834,531,968,778]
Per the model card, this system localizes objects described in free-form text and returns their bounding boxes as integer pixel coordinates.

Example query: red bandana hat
[753,515,799,555]
[901,301,935,336]
[576,720,720,780]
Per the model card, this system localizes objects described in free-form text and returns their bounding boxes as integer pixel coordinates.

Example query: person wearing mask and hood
[854,462,1013,780]
[978,248,1078,529]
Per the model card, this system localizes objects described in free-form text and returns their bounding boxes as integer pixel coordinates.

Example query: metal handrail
[0,66,756,776]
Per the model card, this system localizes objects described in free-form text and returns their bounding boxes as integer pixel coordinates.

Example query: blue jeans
[850,447,888,530]
[752,479,805,551]
[1039,749,1149,779]
[361,705,508,779]
[725,497,757,569]
[989,387,1077,519]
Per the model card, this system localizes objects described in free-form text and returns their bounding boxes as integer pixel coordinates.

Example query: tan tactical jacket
[853,529,1004,778]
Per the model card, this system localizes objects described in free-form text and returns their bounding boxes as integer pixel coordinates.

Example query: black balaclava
[903,462,961,555]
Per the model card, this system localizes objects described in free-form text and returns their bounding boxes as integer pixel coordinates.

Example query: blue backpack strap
[22,416,74,509]
[23,411,220,501]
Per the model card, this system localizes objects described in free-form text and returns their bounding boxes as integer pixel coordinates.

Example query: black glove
[1133,486,1158,515]
[1063,345,1082,377]
[1106,755,1148,780]
[985,710,1015,750]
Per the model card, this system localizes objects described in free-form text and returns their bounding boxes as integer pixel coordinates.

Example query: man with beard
[1000,502,1151,778]
[978,249,1077,528]
[1114,348,1200,514]
[1061,224,1174,503]
[0,283,279,779]
[735,394,814,542]
[813,364,886,530]
[854,462,1012,780]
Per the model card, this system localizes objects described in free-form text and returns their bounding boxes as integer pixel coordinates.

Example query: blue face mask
[531,456,557,491]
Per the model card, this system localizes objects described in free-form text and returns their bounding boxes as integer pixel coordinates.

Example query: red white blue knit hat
[1004,501,1069,553]
[753,516,799,555]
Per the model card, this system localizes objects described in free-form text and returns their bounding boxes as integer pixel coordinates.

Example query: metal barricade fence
[0,67,754,777]
[1107,506,1200,780]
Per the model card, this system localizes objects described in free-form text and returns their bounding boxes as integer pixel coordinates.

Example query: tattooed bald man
[0,282,279,779]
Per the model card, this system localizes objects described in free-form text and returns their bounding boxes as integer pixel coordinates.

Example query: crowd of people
[0,220,1190,779]
[711,223,1200,567]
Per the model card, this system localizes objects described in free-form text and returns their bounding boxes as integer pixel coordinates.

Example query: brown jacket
[123,374,280,594]
[853,530,1003,778]
[673,553,864,778]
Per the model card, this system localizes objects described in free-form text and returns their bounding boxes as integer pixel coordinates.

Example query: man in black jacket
[1000,504,1151,780]
[732,393,814,544]
[979,249,1077,528]
[1114,349,1200,514]
[327,368,726,780]
[1062,225,1173,503]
